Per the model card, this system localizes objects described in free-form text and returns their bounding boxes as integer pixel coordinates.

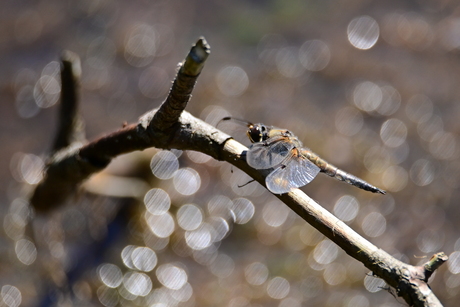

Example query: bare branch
[273,189,445,307]
[423,252,448,281]
[52,51,85,152]
[28,38,446,306]
[30,38,213,212]
[150,37,210,132]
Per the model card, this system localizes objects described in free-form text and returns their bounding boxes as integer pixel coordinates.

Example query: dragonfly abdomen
[301,149,386,194]
[332,168,386,194]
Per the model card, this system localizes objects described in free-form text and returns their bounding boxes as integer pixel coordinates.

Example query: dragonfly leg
[237,150,247,161]
[238,179,256,188]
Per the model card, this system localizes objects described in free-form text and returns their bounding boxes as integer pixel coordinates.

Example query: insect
[221,117,386,195]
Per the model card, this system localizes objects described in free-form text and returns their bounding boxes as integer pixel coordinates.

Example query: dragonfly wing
[246,137,295,169]
[265,156,321,194]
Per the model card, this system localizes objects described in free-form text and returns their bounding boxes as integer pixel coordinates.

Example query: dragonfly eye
[247,125,263,143]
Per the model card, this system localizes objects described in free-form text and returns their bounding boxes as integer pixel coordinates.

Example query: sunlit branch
[150,37,210,132]
[28,38,446,307]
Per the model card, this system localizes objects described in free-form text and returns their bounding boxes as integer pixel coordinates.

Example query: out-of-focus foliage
[1,0,460,306]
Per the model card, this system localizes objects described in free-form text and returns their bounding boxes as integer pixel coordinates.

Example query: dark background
[1,0,460,306]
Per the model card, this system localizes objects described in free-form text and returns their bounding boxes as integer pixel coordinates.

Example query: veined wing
[246,136,295,169]
[265,154,321,194]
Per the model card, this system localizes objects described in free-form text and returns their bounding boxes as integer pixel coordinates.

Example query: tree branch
[273,189,445,307]
[150,37,210,132]
[29,38,446,306]
[52,50,85,152]
[30,38,213,212]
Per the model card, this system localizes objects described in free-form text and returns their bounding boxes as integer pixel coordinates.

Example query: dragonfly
[221,117,386,195]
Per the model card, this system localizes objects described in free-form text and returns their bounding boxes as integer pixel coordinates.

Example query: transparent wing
[246,136,295,169]
[265,155,321,194]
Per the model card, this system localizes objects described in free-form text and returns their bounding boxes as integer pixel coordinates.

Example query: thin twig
[52,51,84,152]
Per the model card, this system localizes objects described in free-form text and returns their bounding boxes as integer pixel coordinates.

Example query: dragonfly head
[247,123,270,143]
[217,117,270,143]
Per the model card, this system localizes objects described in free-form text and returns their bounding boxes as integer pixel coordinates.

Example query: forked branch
[29,38,446,307]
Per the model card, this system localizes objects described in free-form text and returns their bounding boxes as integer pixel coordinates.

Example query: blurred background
[2,0,460,306]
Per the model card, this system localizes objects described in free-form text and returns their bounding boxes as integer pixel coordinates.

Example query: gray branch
[29,37,446,307]
[52,50,85,152]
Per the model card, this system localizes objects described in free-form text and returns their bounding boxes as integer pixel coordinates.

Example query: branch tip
[60,50,82,79]
[52,50,84,152]
[193,37,210,61]
[150,37,210,131]
[423,252,448,281]
[181,37,210,76]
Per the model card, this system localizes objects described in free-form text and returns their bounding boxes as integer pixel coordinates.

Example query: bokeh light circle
[1,285,22,307]
[177,204,203,231]
[347,16,380,50]
[216,66,249,97]
[353,81,382,112]
[144,188,170,215]
[123,272,152,296]
[132,247,157,272]
[146,212,175,238]
[98,263,123,288]
[362,212,386,237]
[364,275,386,293]
[244,262,269,286]
[380,118,407,148]
[410,159,435,186]
[231,198,255,224]
[266,277,290,299]
[156,264,188,290]
[173,168,201,195]
[298,40,331,71]
[333,195,359,222]
[150,151,179,180]
[313,240,338,264]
